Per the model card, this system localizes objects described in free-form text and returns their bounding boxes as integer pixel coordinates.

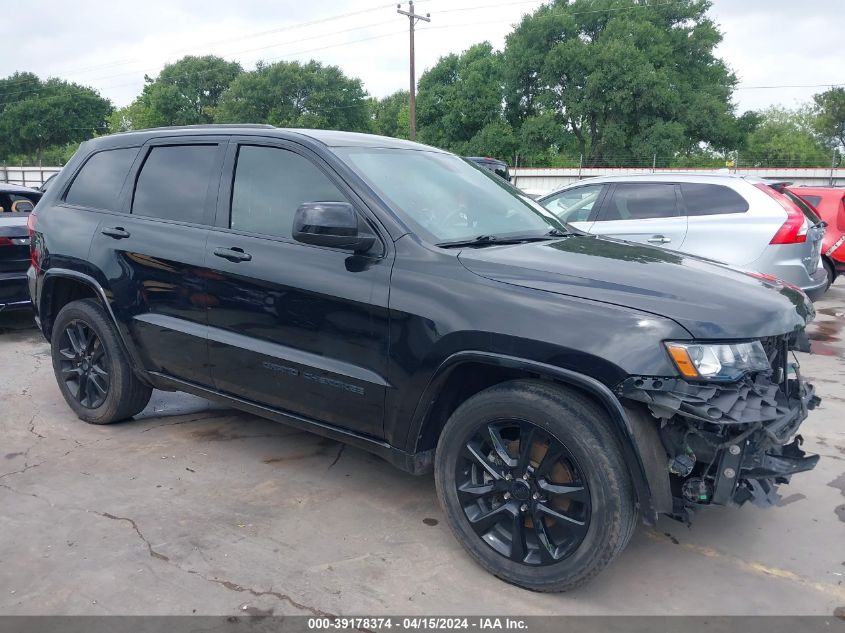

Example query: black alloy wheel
[57,319,111,409]
[457,419,591,565]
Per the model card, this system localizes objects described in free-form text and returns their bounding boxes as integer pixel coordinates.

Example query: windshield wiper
[438,233,563,248]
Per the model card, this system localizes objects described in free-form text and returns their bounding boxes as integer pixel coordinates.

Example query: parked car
[466,156,511,181]
[786,186,845,286]
[29,126,819,591]
[1,184,42,312]
[540,174,828,299]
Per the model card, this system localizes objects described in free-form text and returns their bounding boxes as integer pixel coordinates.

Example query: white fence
[512,166,845,196]
[3,164,844,194]
[0,165,62,188]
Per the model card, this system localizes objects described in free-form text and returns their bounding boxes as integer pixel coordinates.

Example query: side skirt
[148,371,434,476]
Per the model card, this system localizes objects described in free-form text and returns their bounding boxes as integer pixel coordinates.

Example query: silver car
[539,174,828,299]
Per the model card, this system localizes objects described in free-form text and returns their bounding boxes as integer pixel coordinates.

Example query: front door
[205,141,391,437]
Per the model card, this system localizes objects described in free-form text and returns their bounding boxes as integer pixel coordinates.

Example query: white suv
[540,174,828,298]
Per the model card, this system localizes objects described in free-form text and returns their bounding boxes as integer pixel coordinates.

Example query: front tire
[434,380,636,592]
[51,299,152,424]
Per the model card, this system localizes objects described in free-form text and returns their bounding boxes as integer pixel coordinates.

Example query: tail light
[755,183,808,244]
[0,237,12,246]
[27,212,40,271]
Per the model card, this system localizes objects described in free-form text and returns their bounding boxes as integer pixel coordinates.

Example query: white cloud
[1,0,841,112]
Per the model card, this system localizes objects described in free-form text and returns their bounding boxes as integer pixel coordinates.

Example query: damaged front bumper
[618,335,820,518]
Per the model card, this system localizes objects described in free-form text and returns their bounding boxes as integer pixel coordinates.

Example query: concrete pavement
[0,285,843,616]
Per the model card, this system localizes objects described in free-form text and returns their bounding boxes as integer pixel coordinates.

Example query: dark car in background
[466,156,511,181]
[28,126,820,591]
[1,184,42,312]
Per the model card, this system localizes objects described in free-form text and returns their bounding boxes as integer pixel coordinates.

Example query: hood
[458,235,814,339]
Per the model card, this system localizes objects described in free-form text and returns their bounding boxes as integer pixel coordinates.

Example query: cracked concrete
[0,285,844,616]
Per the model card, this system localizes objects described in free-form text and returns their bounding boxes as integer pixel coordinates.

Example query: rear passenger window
[680,184,748,216]
[65,148,138,210]
[599,183,677,221]
[132,145,218,224]
[230,146,347,239]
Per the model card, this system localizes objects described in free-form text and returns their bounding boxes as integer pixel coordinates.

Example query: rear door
[541,183,607,232]
[86,137,227,387]
[204,138,392,437]
[677,182,756,266]
[592,182,687,249]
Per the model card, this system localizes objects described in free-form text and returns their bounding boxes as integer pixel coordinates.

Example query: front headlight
[665,341,770,380]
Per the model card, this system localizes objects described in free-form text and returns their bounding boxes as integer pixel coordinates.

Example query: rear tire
[823,258,835,290]
[434,379,636,592]
[51,299,152,424]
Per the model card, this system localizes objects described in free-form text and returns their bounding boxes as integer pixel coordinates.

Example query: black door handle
[213,247,252,262]
[101,227,130,239]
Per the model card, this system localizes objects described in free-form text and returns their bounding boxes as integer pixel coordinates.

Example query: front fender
[408,351,670,524]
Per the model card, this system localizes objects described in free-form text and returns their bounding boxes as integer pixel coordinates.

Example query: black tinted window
[784,190,821,224]
[133,145,218,223]
[600,183,677,221]
[230,146,346,239]
[680,183,749,216]
[801,195,822,207]
[65,148,138,210]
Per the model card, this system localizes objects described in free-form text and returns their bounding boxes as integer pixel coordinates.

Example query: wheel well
[42,277,99,340]
[822,255,836,278]
[415,362,616,454]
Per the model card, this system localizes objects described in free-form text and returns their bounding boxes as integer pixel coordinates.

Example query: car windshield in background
[0,192,39,214]
[334,148,565,244]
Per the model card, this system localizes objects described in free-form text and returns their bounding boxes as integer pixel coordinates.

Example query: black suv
[28,126,820,591]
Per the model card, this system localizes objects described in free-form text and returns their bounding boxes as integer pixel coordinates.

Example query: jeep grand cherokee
[27,126,820,591]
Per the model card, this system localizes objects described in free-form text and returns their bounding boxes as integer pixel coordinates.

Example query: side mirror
[292,202,375,253]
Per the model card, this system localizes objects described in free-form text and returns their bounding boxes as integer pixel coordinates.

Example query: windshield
[334,147,565,244]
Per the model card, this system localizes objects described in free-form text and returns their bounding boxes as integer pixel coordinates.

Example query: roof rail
[128,123,276,133]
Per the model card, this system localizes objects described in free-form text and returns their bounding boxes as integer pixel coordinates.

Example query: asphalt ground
[0,283,843,617]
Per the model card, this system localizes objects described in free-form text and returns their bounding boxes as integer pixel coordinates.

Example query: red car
[787,186,845,287]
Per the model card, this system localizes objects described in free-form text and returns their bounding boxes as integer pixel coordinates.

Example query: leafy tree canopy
[370,90,410,139]
[0,74,112,163]
[503,0,739,165]
[416,42,506,154]
[110,55,243,132]
[744,106,830,166]
[812,87,845,153]
[215,60,370,131]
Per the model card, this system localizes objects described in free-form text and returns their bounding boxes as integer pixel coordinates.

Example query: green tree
[215,60,370,131]
[503,0,739,165]
[812,87,845,153]
[370,90,409,138]
[0,75,112,163]
[112,55,242,131]
[416,42,506,154]
[744,106,830,166]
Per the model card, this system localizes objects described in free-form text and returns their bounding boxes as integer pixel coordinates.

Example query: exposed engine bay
[619,332,820,520]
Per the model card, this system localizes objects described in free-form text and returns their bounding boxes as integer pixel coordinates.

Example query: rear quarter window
[64,147,139,211]
[680,183,748,216]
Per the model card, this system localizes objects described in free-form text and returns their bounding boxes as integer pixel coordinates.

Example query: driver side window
[543,184,606,223]
[230,145,348,239]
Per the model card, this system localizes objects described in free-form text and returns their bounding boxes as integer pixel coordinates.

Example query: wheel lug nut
[532,492,539,500]
[503,492,511,500]
[505,474,512,481]
[520,504,528,512]
[522,473,529,481]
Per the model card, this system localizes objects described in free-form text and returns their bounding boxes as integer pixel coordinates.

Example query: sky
[1,0,843,114]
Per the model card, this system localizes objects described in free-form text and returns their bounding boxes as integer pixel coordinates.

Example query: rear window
[680,183,748,216]
[132,145,218,224]
[801,195,822,207]
[783,190,821,224]
[65,148,138,211]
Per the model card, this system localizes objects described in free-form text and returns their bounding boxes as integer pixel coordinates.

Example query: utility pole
[397,1,430,141]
